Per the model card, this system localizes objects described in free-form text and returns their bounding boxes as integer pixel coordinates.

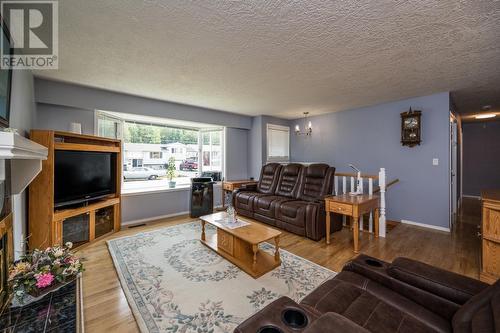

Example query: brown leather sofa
[233,163,341,241]
[234,255,499,333]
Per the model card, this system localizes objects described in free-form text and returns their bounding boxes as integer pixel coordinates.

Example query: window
[96,112,122,139]
[267,124,290,162]
[149,152,162,159]
[96,111,224,193]
[201,130,222,171]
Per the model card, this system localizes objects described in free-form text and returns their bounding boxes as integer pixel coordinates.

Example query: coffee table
[199,212,282,278]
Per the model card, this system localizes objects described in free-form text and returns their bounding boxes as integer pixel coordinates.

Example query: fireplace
[0,214,12,312]
[0,159,13,312]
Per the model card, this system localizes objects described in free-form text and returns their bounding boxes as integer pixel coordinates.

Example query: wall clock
[401,107,422,147]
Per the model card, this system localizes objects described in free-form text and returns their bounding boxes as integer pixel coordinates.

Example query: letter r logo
[1,1,56,55]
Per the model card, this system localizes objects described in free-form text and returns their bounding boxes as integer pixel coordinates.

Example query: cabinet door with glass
[57,203,119,248]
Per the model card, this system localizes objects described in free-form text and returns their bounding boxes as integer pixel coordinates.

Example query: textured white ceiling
[34,0,500,118]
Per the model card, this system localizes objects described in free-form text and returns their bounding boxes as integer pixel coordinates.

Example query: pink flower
[35,273,54,289]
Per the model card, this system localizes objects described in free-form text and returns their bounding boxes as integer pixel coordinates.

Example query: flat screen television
[54,150,116,208]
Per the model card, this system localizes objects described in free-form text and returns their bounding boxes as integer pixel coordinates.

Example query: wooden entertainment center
[28,130,122,250]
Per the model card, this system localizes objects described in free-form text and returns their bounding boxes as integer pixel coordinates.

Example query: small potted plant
[8,242,84,305]
[167,157,176,188]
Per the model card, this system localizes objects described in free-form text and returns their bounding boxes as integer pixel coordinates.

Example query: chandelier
[294,112,312,136]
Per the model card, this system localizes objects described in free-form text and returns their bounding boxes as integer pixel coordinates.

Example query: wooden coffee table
[199,212,282,278]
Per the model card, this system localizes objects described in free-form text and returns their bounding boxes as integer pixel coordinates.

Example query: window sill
[121,182,221,197]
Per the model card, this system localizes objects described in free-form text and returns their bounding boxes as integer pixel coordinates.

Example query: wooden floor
[77,200,481,332]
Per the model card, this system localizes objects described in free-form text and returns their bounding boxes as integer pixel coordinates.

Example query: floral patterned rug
[107,221,335,333]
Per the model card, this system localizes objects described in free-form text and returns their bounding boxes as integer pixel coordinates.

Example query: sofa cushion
[254,195,293,218]
[304,312,370,333]
[301,271,451,333]
[388,257,488,305]
[234,191,268,212]
[276,200,325,240]
[256,163,282,194]
[274,163,303,197]
[297,164,335,201]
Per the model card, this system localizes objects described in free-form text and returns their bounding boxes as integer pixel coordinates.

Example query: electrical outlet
[432,158,439,166]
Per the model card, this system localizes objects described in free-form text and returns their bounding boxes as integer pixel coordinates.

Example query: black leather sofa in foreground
[235,255,499,333]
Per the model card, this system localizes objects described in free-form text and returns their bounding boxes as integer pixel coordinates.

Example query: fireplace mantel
[0,131,48,194]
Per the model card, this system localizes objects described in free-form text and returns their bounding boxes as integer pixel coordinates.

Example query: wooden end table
[324,194,380,253]
[199,212,281,278]
[221,180,258,209]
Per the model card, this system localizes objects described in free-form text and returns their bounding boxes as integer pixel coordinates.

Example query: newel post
[378,168,387,237]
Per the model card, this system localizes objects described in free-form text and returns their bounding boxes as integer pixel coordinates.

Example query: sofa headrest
[281,163,303,176]
[262,163,281,175]
[305,163,330,178]
[257,163,282,194]
[297,164,335,201]
[275,163,303,197]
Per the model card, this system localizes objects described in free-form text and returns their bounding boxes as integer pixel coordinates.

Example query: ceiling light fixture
[295,112,312,136]
[475,114,496,119]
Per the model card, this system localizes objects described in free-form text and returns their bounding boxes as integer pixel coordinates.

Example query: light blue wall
[121,186,222,224]
[225,127,248,180]
[35,78,252,129]
[247,115,292,179]
[462,121,500,196]
[36,103,95,134]
[248,116,263,179]
[290,92,451,229]
[34,79,451,228]
[34,79,250,224]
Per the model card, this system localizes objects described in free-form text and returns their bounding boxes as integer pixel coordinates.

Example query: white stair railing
[333,168,393,238]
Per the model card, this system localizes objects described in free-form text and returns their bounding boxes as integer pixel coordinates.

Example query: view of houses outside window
[95,111,223,192]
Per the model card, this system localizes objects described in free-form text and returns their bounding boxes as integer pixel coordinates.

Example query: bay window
[95,111,224,193]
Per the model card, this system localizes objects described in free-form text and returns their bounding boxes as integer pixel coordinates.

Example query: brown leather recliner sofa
[235,254,499,333]
[233,163,342,241]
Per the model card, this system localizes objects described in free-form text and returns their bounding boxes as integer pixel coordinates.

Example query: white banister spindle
[342,176,347,226]
[334,175,339,196]
[378,168,387,237]
[358,177,364,231]
[350,177,354,193]
[368,178,374,232]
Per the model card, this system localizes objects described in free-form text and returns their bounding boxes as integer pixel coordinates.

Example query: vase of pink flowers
[8,242,84,305]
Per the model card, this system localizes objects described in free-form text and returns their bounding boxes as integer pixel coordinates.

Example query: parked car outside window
[123,167,167,180]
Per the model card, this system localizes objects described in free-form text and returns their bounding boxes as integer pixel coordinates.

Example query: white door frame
[449,113,458,229]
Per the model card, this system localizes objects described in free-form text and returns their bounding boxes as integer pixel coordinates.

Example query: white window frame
[200,128,225,177]
[266,123,290,163]
[95,110,123,139]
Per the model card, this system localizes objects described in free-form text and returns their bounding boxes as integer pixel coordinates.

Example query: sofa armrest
[343,254,462,320]
[304,313,369,333]
[240,183,258,191]
[388,257,488,305]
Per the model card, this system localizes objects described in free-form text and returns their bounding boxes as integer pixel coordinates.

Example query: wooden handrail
[374,178,399,193]
[335,172,379,179]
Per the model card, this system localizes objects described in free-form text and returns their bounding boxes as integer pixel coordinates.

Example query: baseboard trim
[121,206,223,227]
[122,211,190,227]
[401,219,450,233]
[462,194,481,200]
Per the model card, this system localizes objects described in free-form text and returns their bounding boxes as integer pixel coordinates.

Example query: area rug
[107,221,335,333]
